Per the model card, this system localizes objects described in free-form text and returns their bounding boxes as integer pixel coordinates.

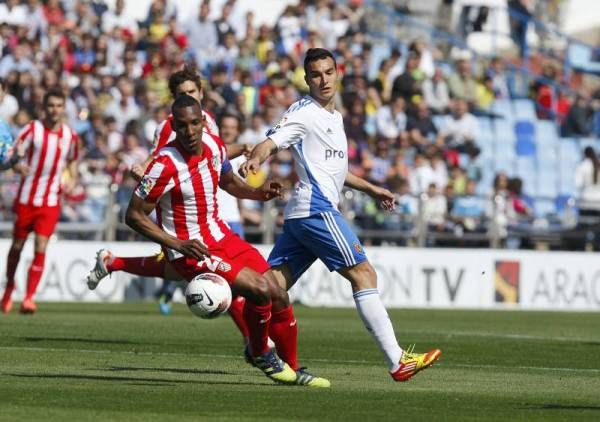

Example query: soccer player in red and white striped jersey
[125,95,310,384]
[124,65,251,339]
[1,89,79,314]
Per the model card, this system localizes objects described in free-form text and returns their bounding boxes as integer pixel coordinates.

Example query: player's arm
[345,172,396,211]
[220,161,282,201]
[125,195,210,260]
[225,143,253,160]
[238,138,278,177]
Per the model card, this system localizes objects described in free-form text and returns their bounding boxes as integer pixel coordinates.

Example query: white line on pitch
[1,346,599,374]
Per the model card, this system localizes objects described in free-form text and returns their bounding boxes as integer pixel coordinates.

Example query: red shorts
[170,233,270,284]
[13,203,61,239]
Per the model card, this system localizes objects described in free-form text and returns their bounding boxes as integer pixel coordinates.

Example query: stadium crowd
[0,0,599,247]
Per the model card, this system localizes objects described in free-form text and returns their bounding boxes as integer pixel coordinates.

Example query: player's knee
[247,276,271,305]
[11,238,25,252]
[353,262,377,290]
[268,280,290,310]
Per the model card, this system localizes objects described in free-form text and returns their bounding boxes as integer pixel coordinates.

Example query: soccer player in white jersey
[239,48,442,382]
[1,89,80,314]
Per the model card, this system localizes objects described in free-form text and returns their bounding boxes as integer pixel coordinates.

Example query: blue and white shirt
[267,96,348,219]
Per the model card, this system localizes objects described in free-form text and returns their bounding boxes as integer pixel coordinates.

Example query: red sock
[243,301,272,357]
[270,305,299,370]
[25,252,45,300]
[228,296,250,341]
[107,256,166,277]
[6,246,22,288]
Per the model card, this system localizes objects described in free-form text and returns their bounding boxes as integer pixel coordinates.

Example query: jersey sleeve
[134,156,174,203]
[266,110,307,150]
[151,119,170,156]
[14,121,34,157]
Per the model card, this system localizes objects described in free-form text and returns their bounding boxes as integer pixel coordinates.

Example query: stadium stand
[0,0,599,250]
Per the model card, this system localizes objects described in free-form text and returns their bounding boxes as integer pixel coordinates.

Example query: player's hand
[130,164,145,182]
[259,180,283,201]
[173,238,211,261]
[242,144,254,158]
[14,162,29,177]
[238,157,260,178]
[372,186,396,211]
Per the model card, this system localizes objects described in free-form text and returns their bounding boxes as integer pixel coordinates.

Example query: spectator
[507,177,533,219]
[391,52,423,104]
[437,99,480,156]
[562,93,591,137]
[486,57,510,99]
[102,0,138,36]
[0,79,19,123]
[410,153,436,194]
[448,59,478,106]
[422,182,448,232]
[0,44,38,79]
[508,0,533,58]
[475,75,495,110]
[575,146,600,216]
[375,96,407,139]
[407,100,438,149]
[422,68,450,114]
[185,1,218,72]
[103,77,140,132]
[409,38,435,78]
[0,0,27,27]
[214,1,236,46]
[451,179,486,232]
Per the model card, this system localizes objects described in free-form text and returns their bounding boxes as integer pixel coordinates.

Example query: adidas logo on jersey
[326,128,333,135]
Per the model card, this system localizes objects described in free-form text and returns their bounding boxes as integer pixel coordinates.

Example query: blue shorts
[268,211,367,281]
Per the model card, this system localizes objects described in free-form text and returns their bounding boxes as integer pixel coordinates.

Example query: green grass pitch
[1,303,599,421]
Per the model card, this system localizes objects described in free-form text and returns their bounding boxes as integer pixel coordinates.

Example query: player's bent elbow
[124,206,141,231]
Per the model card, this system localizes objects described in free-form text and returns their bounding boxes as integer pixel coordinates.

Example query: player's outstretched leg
[342,262,441,382]
[86,249,168,290]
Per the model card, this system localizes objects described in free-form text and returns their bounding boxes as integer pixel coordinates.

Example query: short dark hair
[168,64,202,97]
[171,94,201,115]
[43,88,65,106]
[218,109,244,131]
[303,48,336,74]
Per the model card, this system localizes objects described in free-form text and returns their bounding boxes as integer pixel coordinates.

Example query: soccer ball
[0,120,15,168]
[185,273,232,319]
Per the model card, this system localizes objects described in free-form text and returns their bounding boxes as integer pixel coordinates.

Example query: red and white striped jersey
[136,132,233,260]
[14,120,79,207]
[151,110,218,156]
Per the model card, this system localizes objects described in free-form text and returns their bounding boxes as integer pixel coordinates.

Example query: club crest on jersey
[353,242,364,254]
[137,175,156,198]
[217,261,232,272]
[212,156,220,169]
[266,116,287,136]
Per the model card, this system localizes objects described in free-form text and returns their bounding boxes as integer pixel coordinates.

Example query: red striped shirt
[14,121,79,207]
[136,132,231,260]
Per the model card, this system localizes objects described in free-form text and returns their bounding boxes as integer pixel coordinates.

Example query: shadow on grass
[5,372,272,387]
[108,366,234,375]
[23,336,147,346]
[526,404,600,411]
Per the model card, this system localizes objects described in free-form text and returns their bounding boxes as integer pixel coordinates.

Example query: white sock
[353,288,403,372]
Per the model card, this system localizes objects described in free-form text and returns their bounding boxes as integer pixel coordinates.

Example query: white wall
[2,240,599,311]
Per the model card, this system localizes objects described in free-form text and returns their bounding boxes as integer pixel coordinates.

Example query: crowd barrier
[0,240,598,311]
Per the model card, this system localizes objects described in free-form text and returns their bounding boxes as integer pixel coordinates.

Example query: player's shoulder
[284,96,316,117]
[62,123,78,138]
[203,131,225,151]
[156,116,173,133]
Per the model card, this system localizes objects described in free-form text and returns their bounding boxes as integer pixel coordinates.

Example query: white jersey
[267,96,348,219]
[215,155,243,223]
